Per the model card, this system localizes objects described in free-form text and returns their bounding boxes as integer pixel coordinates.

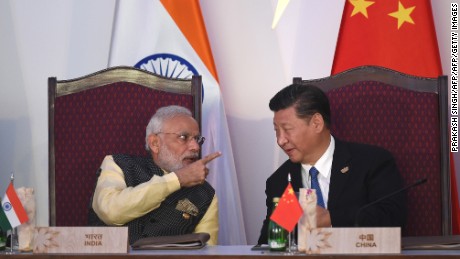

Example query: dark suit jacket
[257,138,407,244]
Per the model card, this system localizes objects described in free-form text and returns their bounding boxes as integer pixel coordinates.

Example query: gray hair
[145,105,193,150]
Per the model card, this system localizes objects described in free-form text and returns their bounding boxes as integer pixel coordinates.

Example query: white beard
[156,143,199,172]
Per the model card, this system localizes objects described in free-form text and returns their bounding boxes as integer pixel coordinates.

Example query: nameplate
[32,227,128,254]
[298,227,401,254]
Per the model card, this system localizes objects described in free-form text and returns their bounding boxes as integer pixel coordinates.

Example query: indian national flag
[0,183,28,231]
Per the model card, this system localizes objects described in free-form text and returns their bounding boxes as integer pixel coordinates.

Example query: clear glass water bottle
[268,197,287,251]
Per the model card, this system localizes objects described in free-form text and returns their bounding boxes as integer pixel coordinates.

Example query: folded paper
[17,187,35,252]
[298,188,318,252]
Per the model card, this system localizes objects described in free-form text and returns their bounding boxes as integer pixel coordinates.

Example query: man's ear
[311,113,325,132]
[148,134,160,154]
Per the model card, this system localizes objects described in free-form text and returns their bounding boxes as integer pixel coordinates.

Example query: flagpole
[287,173,293,254]
[8,173,14,254]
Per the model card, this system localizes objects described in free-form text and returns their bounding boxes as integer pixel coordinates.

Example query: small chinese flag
[270,183,303,232]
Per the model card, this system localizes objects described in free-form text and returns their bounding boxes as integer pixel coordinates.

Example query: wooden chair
[48,66,202,226]
[294,65,450,236]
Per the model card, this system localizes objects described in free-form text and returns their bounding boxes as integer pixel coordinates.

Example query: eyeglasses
[157,132,206,145]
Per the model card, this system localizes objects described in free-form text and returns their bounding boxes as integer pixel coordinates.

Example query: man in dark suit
[258,84,407,244]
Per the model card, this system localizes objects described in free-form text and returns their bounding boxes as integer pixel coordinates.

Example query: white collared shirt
[301,135,335,208]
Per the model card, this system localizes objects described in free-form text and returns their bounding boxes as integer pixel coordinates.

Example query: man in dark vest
[89,105,221,245]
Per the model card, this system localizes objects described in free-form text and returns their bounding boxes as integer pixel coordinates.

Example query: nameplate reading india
[298,227,401,254]
[32,227,128,254]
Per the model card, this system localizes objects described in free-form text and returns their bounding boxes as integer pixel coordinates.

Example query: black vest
[88,154,215,244]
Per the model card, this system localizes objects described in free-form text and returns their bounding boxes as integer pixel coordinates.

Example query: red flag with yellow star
[332,0,460,235]
[270,183,303,232]
[332,0,441,77]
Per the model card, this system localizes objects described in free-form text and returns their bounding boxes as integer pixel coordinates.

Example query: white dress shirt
[301,135,335,208]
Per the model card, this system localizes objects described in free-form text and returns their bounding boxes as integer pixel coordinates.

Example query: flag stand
[286,232,293,254]
[8,229,12,254]
[284,173,296,255]
[6,227,17,254]
[270,174,301,254]
[284,229,299,254]
[5,173,18,254]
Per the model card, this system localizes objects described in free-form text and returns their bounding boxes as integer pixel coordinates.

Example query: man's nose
[189,138,200,151]
[277,134,288,147]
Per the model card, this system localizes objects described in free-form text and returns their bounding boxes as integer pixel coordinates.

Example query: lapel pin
[340,166,349,174]
[176,198,199,217]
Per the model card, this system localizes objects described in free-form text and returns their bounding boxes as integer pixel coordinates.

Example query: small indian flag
[0,183,28,231]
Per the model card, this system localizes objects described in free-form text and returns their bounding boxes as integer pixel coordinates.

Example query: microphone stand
[354,178,427,227]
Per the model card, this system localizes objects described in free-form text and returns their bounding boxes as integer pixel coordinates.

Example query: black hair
[269,83,331,128]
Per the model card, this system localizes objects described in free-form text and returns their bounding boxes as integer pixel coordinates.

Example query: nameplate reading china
[298,227,401,254]
[32,227,128,254]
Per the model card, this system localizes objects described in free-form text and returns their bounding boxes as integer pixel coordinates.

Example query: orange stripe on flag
[6,183,28,223]
[160,0,219,82]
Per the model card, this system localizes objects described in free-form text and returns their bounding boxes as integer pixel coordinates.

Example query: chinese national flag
[270,183,303,232]
[332,0,460,234]
[332,0,441,77]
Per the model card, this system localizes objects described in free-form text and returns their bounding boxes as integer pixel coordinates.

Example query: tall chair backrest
[48,66,202,226]
[294,65,450,236]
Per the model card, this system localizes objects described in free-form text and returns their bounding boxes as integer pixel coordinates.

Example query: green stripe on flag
[0,206,12,232]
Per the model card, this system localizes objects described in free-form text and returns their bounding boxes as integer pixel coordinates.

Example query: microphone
[354,178,427,227]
